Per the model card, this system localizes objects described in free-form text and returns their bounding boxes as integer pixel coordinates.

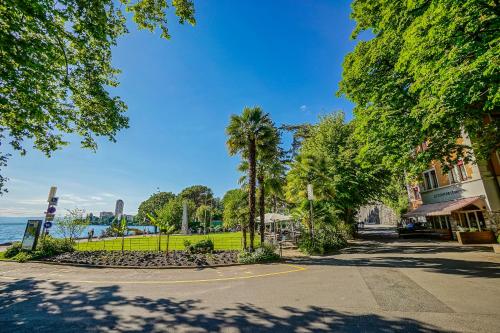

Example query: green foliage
[180,185,213,208]
[184,239,214,254]
[222,189,249,229]
[56,208,90,240]
[238,243,280,264]
[497,234,500,244]
[12,252,31,263]
[338,0,499,176]
[137,192,176,224]
[298,224,347,255]
[4,242,22,258]
[10,236,75,262]
[196,204,212,225]
[0,0,196,192]
[34,236,75,258]
[226,106,277,251]
[286,113,392,226]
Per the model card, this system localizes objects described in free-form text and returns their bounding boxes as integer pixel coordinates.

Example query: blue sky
[1,0,359,216]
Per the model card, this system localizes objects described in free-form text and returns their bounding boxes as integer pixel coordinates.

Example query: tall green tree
[148,203,177,255]
[286,113,391,230]
[222,188,249,250]
[0,0,196,192]
[179,185,213,208]
[338,0,499,177]
[195,204,212,233]
[137,191,176,224]
[226,106,275,251]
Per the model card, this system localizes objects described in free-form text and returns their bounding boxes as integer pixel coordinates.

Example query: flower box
[455,231,495,245]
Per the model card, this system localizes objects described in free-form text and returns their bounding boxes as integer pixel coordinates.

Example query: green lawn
[75,232,260,251]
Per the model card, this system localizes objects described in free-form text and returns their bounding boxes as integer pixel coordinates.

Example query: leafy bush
[13,251,31,263]
[497,234,500,244]
[33,236,75,259]
[298,223,347,255]
[5,237,75,262]
[4,242,22,258]
[238,243,280,264]
[184,239,214,254]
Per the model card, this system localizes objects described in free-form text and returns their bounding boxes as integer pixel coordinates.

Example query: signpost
[307,184,315,240]
[21,220,42,251]
[40,186,58,238]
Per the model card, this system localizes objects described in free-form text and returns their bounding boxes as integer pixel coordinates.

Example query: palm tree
[226,106,275,251]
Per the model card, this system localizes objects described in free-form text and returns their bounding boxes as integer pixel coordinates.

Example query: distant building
[115,199,124,218]
[124,214,135,223]
[99,211,114,219]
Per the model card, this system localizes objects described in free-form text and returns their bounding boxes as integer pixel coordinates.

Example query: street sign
[21,220,42,251]
[49,197,59,206]
[47,186,57,202]
[45,213,55,221]
[307,184,314,200]
[47,206,56,214]
[44,221,53,229]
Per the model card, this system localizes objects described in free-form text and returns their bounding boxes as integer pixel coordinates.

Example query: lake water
[0,217,155,244]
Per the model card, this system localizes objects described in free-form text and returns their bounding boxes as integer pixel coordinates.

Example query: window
[456,159,468,181]
[413,186,421,200]
[448,168,459,184]
[423,169,439,190]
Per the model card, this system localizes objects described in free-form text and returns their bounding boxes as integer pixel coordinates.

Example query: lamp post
[307,184,315,241]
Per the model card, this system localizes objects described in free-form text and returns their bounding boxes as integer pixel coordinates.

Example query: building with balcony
[405,135,500,237]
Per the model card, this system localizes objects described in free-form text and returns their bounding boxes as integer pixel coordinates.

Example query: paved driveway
[1,234,499,332]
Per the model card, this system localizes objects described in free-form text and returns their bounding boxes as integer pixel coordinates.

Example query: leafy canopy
[286,113,392,224]
[137,191,176,224]
[338,0,499,175]
[0,0,195,191]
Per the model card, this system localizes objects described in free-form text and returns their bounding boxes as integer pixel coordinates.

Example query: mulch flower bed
[44,250,239,267]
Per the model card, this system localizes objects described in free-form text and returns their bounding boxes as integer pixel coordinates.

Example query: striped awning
[404,197,483,217]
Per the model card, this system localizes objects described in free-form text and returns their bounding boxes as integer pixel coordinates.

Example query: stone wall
[357,203,400,225]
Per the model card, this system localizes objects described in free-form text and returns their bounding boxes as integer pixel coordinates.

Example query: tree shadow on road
[288,255,500,279]
[0,278,440,332]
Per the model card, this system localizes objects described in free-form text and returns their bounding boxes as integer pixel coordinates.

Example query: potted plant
[455,226,495,245]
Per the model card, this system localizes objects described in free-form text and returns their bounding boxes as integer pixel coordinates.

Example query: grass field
[75,232,260,251]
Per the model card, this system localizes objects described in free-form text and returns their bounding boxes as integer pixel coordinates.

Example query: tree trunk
[258,173,265,245]
[242,226,247,250]
[248,137,256,252]
[166,234,169,256]
[158,232,162,252]
[121,235,125,254]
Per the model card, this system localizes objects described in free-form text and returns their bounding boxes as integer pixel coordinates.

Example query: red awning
[404,197,483,217]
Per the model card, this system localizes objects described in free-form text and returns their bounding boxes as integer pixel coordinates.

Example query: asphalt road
[1,226,499,332]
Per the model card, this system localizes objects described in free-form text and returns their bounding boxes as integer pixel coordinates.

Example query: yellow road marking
[0,264,306,285]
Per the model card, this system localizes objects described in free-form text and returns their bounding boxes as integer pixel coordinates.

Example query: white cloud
[300,105,308,112]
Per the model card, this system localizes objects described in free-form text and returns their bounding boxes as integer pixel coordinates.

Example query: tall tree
[137,192,176,224]
[222,188,249,250]
[226,106,275,251]
[0,0,196,192]
[286,113,391,230]
[338,0,499,177]
[179,185,213,208]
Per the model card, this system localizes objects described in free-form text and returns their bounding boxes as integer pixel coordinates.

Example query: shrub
[33,236,75,259]
[497,234,500,244]
[238,243,280,264]
[298,223,347,255]
[13,251,32,263]
[184,239,214,254]
[4,242,22,258]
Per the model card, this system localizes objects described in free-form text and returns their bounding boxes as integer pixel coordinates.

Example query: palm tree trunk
[248,137,256,252]
[242,226,247,250]
[258,173,265,245]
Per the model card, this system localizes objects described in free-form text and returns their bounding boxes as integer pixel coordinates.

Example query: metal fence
[75,234,260,251]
